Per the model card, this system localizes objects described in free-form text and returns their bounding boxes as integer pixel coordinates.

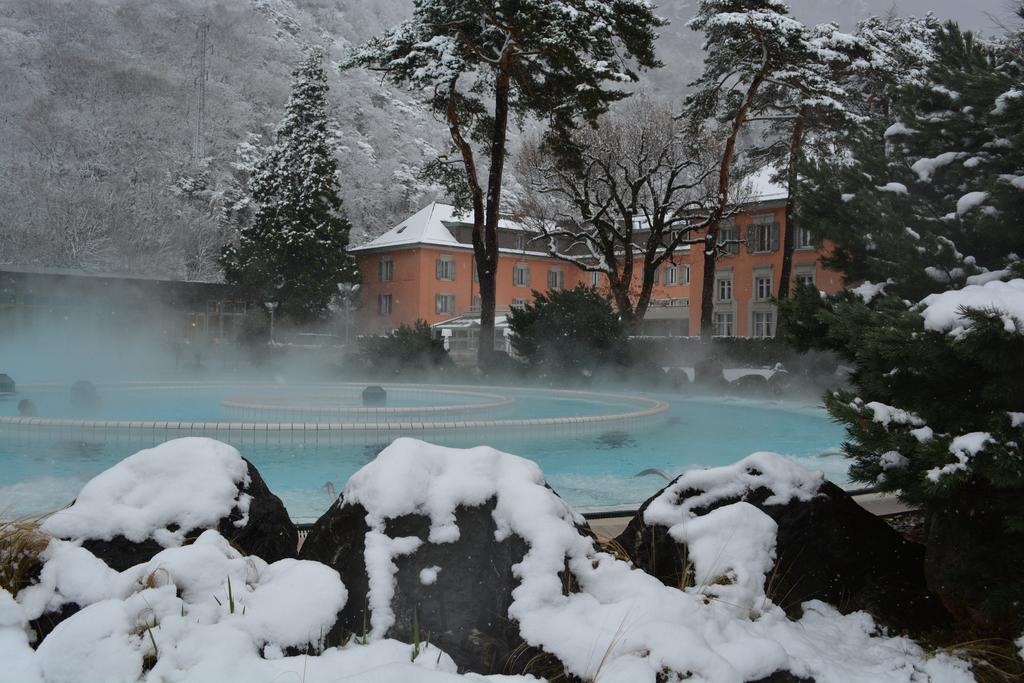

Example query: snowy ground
[2,437,977,682]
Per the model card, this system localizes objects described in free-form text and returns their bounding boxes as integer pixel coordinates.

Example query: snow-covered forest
[0,0,1006,280]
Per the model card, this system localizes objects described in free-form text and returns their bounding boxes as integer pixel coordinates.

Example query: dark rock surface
[362,385,387,406]
[729,373,771,396]
[73,459,296,572]
[300,495,586,674]
[69,380,99,410]
[614,478,950,635]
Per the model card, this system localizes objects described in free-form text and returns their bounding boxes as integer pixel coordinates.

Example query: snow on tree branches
[220,50,358,323]
[346,0,663,365]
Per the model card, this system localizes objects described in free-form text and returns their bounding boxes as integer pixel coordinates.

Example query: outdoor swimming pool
[0,382,848,519]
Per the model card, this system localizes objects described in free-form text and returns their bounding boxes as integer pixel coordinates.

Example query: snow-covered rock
[2,438,975,682]
[300,437,591,674]
[615,452,950,636]
[42,438,297,570]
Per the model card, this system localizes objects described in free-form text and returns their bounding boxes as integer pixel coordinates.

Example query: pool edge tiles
[0,382,668,437]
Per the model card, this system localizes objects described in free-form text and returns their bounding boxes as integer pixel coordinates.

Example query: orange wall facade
[355,203,842,337]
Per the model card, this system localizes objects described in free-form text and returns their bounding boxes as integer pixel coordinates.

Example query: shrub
[357,320,453,376]
[508,285,626,378]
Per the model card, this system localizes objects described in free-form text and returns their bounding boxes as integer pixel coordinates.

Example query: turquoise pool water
[0,384,848,519]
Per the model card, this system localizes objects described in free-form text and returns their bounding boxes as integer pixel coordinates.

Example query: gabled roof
[352,202,538,253]
[352,202,464,252]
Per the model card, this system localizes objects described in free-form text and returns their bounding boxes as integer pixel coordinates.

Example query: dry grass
[935,638,1024,683]
[0,513,51,595]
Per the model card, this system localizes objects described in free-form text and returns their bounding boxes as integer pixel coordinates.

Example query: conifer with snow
[685,0,810,337]
[220,50,358,323]
[749,21,866,301]
[347,0,662,366]
[783,18,1024,635]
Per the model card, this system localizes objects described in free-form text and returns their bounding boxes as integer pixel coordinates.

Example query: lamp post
[336,282,360,348]
[265,302,278,345]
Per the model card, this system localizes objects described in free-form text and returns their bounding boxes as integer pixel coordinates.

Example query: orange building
[352,184,841,351]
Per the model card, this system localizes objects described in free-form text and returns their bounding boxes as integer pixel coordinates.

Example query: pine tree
[685,0,810,337]
[347,0,662,367]
[798,20,1022,300]
[220,50,358,324]
[783,20,1024,635]
[750,22,865,302]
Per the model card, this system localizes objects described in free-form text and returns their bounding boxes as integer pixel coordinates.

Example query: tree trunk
[613,283,640,335]
[776,108,806,301]
[698,64,770,338]
[477,56,511,369]
[699,241,718,337]
[773,109,807,341]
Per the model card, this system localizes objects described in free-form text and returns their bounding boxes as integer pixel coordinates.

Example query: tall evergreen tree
[685,0,809,337]
[347,0,662,367]
[220,50,358,324]
[783,20,1024,635]
[799,22,1023,300]
[749,22,865,302]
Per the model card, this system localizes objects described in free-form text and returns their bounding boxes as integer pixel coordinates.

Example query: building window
[796,270,816,287]
[797,226,815,249]
[590,271,601,287]
[748,221,779,253]
[512,298,528,309]
[547,268,564,291]
[714,312,734,337]
[435,293,455,315]
[679,264,691,285]
[378,256,394,282]
[664,265,678,286]
[471,294,481,312]
[513,263,531,287]
[718,224,740,255]
[755,275,773,300]
[716,277,733,302]
[436,255,456,281]
[753,310,775,338]
[377,294,392,315]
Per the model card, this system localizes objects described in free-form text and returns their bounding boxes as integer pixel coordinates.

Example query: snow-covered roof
[352,202,534,252]
[742,166,788,204]
[352,202,463,252]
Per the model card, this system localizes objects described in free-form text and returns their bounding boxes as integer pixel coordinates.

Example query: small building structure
[0,265,248,343]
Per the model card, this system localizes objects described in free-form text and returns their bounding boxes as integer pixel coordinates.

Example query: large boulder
[614,452,950,636]
[43,438,296,571]
[300,438,592,675]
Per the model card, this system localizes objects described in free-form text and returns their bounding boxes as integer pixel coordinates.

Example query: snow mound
[919,278,1024,337]
[9,525,536,683]
[4,439,974,682]
[42,438,252,547]
[0,589,41,683]
[645,452,824,525]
